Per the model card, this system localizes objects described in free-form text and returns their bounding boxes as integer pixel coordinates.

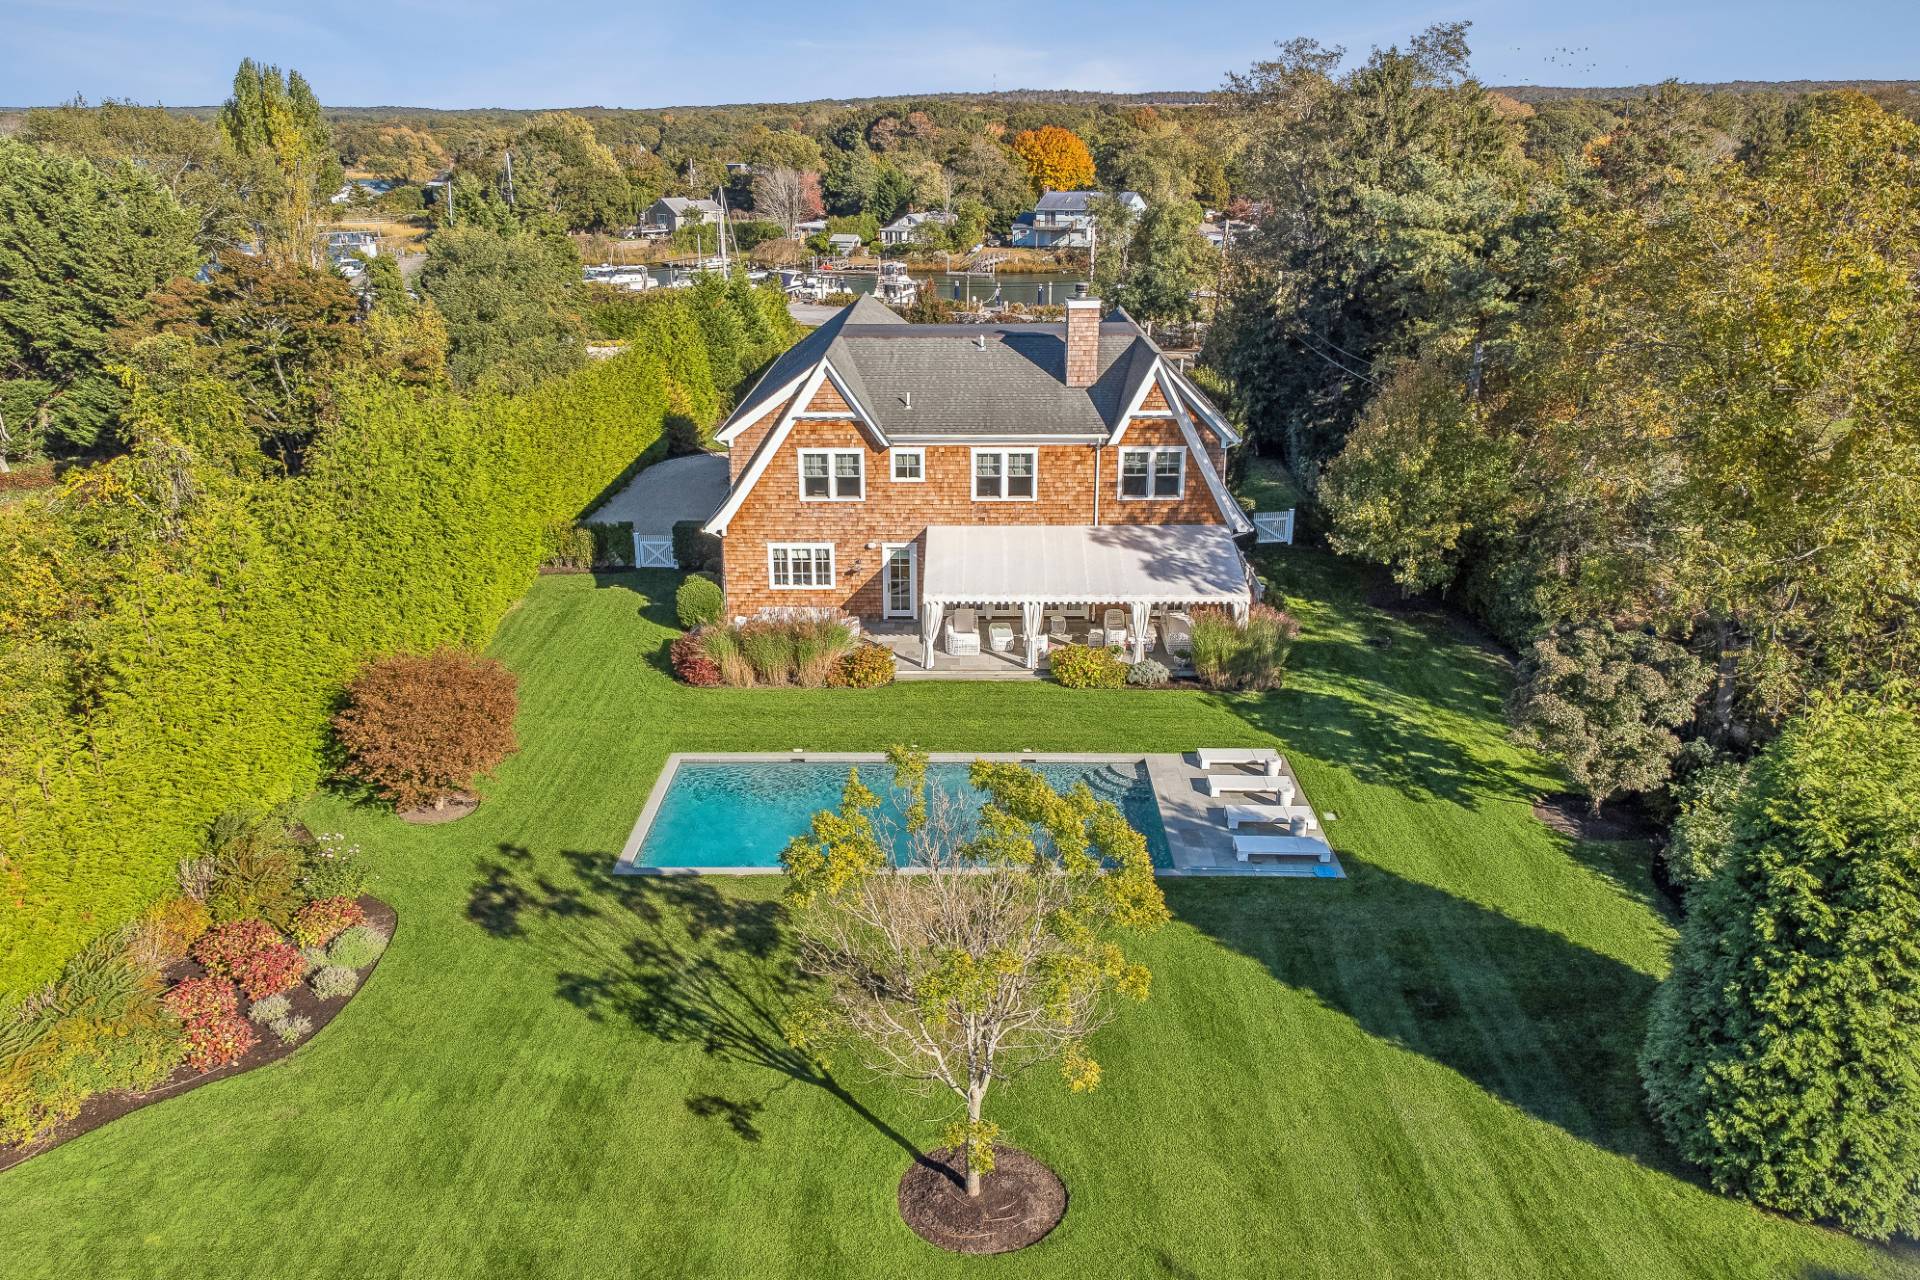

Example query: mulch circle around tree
[898,1145,1067,1255]
[0,895,397,1175]
[397,791,478,825]
[1532,792,1656,843]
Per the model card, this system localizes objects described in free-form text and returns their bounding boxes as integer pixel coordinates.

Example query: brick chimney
[1064,298,1101,388]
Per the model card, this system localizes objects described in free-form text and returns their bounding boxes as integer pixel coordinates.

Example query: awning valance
[920,524,1251,608]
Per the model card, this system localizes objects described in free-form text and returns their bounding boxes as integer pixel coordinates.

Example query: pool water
[635,759,1171,870]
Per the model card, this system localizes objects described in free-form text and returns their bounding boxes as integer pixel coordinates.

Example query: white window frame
[1118,446,1186,500]
[767,542,836,590]
[797,448,864,502]
[970,447,1038,502]
[889,447,925,483]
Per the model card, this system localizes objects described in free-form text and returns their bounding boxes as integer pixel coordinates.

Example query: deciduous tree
[782,748,1168,1198]
[332,650,520,812]
[1010,125,1096,193]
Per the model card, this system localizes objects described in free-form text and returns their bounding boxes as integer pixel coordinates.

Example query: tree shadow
[1165,859,1685,1174]
[465,845,922,1163]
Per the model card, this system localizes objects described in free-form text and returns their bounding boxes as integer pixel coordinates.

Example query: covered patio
[907,524,1254,673]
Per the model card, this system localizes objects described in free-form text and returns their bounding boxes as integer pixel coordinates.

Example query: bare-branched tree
[781,747,1168,1197]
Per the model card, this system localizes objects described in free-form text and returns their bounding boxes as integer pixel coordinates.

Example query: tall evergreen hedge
[1640,689,1920,1238]
[0,285,797,994]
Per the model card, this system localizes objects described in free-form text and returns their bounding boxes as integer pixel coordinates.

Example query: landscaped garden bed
[0,894,395,1173]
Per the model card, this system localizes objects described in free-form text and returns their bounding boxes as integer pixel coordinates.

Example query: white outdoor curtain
[1128,601,1151,662]
[920,601,943,669]
[1021,600,1046,669]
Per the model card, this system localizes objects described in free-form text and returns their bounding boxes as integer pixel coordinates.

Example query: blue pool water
[635,759,1171,870]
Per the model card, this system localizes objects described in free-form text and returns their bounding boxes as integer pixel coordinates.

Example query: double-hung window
[1119,447,1185,499]
[973,448,1037,501]
[890,447,924,482]
[799,449,864,500]
[768,543,834,589]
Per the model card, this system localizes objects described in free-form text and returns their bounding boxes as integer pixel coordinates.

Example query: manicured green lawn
[1,553,1911,1278]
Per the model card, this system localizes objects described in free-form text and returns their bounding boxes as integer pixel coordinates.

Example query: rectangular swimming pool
[619,755,1172,872]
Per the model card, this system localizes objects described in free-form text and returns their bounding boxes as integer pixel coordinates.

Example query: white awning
[920,524,1252,608]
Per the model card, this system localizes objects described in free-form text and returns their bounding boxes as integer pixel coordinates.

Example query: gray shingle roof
[1032,190,1143,214]
[720,296,1165,441]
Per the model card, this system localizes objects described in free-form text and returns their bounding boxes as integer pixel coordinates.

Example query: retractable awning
[921,523,1251,607]
[918,524,1253,668]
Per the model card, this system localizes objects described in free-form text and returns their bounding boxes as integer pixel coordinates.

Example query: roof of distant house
[654,196,723,215]
[1033,190,1144,214]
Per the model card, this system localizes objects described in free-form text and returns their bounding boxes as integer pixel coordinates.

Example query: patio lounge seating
[1232,834,1333,864]
[988,621,1015,653]
[1196,747,1284,776]
[1048,614,1070,642]
[1205,773,1292,797]
[1223,802,1313,831]
[945,608,981,656]
[1101,609,1129,648]
[1162,612,1194,658]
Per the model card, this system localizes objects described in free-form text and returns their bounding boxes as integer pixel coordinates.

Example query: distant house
[646,196,724,235]
[878,209,957,247]
[1009,190,1145,249]
[329,178,399,205]
[825,232,864,257]
[792,218,828,240]
[326,229,379,260]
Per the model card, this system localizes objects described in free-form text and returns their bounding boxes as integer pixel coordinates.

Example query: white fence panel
[632,534,676,568]
[1252,510,1295,545]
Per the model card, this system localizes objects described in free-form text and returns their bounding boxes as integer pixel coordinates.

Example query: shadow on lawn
[467,844,921,1161]
[1166,859,1680,1173]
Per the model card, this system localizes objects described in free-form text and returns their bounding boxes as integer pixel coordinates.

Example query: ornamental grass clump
[1189,605,1301,692]
[690,617,856,687]
[737,622,798,685]
[269,1014,314,1046]
[792,618,855,688]
[332,649,519,812]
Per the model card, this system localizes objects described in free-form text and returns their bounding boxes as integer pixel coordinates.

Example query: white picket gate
[632,534,675,568]
[1252,510,1295,545]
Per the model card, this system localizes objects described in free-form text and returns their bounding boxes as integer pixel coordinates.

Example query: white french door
[882,543,917,619]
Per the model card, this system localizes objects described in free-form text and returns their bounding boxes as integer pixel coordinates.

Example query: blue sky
[3,0,1915,108]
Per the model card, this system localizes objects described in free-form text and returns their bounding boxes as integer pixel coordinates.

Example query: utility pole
[503,148,515,207]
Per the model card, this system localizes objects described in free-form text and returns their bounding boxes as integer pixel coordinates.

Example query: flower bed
[673,615,892,689]
[0,815,398,1172]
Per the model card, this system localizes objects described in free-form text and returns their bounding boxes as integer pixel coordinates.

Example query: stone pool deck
[614,752,1344,878]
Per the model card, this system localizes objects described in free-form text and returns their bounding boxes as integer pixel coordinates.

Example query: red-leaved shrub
[183,1013,257,1071]
[192,918,282,977]
[290,896,365,948]
[230,942,305,1000]
[332,649,519,811]
[670,629,722,686]
[163,976,239,1023]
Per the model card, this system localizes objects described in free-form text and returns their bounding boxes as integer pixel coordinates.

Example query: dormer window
[799,449,864,501]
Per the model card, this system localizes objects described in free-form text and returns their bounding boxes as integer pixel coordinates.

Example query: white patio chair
[988,621,1014,653]
[1101,608,1128,649]
[1048,614,1069,642]
[1163,612,1194,658]
[945,608,981,656]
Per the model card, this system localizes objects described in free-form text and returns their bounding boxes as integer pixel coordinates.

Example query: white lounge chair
[1205,773,1292,797]
[944,608,980,656]
[1233,834,1333,863]
[1101,608,1128,648]
[987,621,1014,653]
[1162,612,1194,658]
[1048,614,1070,643]
[1196,747,1284,776]
[1223,803,1313,832]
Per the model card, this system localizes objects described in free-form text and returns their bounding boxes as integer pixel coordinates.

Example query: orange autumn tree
[1010,126,1095,193]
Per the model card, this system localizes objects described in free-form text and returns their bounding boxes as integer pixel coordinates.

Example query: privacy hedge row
[0,285,797,995]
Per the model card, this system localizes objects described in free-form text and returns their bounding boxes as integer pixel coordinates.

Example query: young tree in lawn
[331,650,520,812]
[781,747,1168,1198]
[1640,689,1920,1238]
[1508,623,1711,812]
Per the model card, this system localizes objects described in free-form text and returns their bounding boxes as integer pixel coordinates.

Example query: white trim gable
[715,367,811,444]
[1106,356,1170,446]
[817,359,888,447]
[1168,368,1242,447]
[1160,374,1253,535]
[703,363,828,535]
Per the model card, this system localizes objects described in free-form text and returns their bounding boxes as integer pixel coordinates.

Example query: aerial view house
[645,195,723,234]
[1009,189,1146,248]
[878,208,958,246]
[701,295,1254,668]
